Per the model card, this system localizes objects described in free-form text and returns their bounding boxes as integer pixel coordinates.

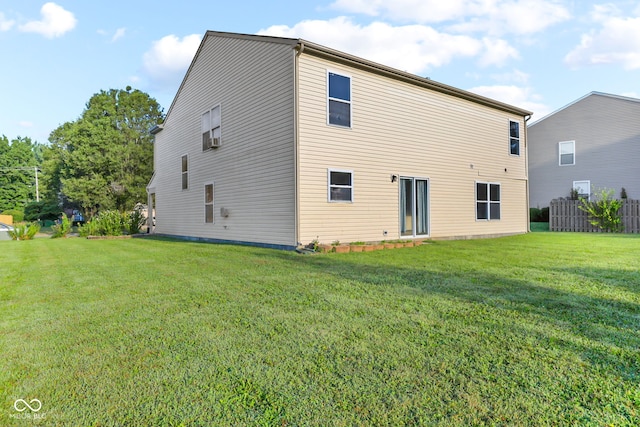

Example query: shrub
[125,209,146,235]
[78,210,124,236]
[579,188,623,232]
[51,215,71,238]
[529,208,541,222]
[8,222,40,240]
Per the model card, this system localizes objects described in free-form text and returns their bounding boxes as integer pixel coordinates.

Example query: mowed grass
[1,234,638,426]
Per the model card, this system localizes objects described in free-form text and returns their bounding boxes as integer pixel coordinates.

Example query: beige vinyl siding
[297,54,528,244]
[152,35,296,246]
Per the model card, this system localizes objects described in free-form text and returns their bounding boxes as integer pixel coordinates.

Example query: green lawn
[1,234,638,426]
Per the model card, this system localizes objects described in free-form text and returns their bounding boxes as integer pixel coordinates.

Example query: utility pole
[34,166,39,202]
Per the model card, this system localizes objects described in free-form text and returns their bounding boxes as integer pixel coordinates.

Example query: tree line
[0,86,164,223]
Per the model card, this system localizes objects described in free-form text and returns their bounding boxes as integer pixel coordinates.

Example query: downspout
[294,42,304,247]
[524,114,532,232]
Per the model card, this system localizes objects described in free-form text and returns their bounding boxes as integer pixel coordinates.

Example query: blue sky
[1,0,639,143]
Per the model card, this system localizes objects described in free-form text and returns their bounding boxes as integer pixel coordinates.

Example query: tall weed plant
[51,215,71,238]
[579,188,624,232]
[126,209,146,235]
[79,210,124,236]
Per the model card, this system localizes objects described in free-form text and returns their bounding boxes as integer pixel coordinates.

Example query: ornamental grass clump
[8,222,40,240]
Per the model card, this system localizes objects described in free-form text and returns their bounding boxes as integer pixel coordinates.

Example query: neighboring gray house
[528,92,640,208]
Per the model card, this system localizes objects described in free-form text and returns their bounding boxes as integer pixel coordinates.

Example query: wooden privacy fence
[550,199,640,233]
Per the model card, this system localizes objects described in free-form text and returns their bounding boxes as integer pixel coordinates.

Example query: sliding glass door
[400,177,429,237]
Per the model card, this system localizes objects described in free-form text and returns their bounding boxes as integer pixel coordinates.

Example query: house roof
[159,30,532,128]
[528,91,640,127]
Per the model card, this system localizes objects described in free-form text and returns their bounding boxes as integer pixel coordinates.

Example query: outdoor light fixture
[391,175,398,183]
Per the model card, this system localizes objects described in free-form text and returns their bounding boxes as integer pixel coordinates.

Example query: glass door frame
[399,176,430,238]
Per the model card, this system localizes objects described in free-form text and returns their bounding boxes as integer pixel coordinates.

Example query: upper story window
[476,182,501,220]
[328,169,353,202]
[559,140,575,166]
[181,154,188,190]
[202,105,221,150]
[328,72,351,128]
[509,120,520,156]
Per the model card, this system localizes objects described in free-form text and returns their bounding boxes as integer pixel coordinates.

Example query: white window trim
[559,140,575,166]
[202,104,222,151]
[204,181,214,224]
[399,175,430,239]
[573,180,590,200]
[326,70,352,129]
[327,168,354,203]
[181,154,189,190]
[475,181,501,221]
[509,119,520,156]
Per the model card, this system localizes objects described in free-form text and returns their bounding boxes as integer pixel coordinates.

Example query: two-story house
[529,92,640,209]
[147,31,532,250]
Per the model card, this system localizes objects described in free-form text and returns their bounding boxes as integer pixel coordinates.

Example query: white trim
[327,168,354,203]
[398,176,430,238]
[201,104,222,151]
[326,70,352,128]
[573,180,590,200]
[204,181,215,224]
[558,140,575,166]
[509,119,520,156]
[181,154,189,190]
[475,181,501,221]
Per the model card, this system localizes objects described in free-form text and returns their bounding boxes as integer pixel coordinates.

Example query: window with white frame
[204,183,214,223]
[181,154,188,190]
[476,182,501,220]
[573,180,590,200]
[327,72,351,127]
[328,169,353,202]
[559,141,575,165]
[202,105,221,150]
[509,120,520,155]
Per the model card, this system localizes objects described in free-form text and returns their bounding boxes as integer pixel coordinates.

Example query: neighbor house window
[509,120,520,155]
[559,141,575,165]
[476,182,501,220]
[181,154,188,190]
[328,169,353,202]
[204,183,214,223]
[328,72,351,127]
[202,105,221,150]
[573,180,590,200]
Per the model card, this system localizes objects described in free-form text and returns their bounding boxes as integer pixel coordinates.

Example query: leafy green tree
[0,135,41,212]
[44,87,164,217]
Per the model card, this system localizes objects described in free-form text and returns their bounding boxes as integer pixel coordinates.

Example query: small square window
[476,182,500,220]
[328,169,353,202]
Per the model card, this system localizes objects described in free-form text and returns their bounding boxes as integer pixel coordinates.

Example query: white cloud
[18,120,34,128]
[260,17,521,74]
[329,0,570,35]
[564,7,640,70]
[0,12,15,31]
[112,27,126,42]
[18,2,77,38]
[478,38,519,67]
[467,84,550,117]
[142,34,202,89]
